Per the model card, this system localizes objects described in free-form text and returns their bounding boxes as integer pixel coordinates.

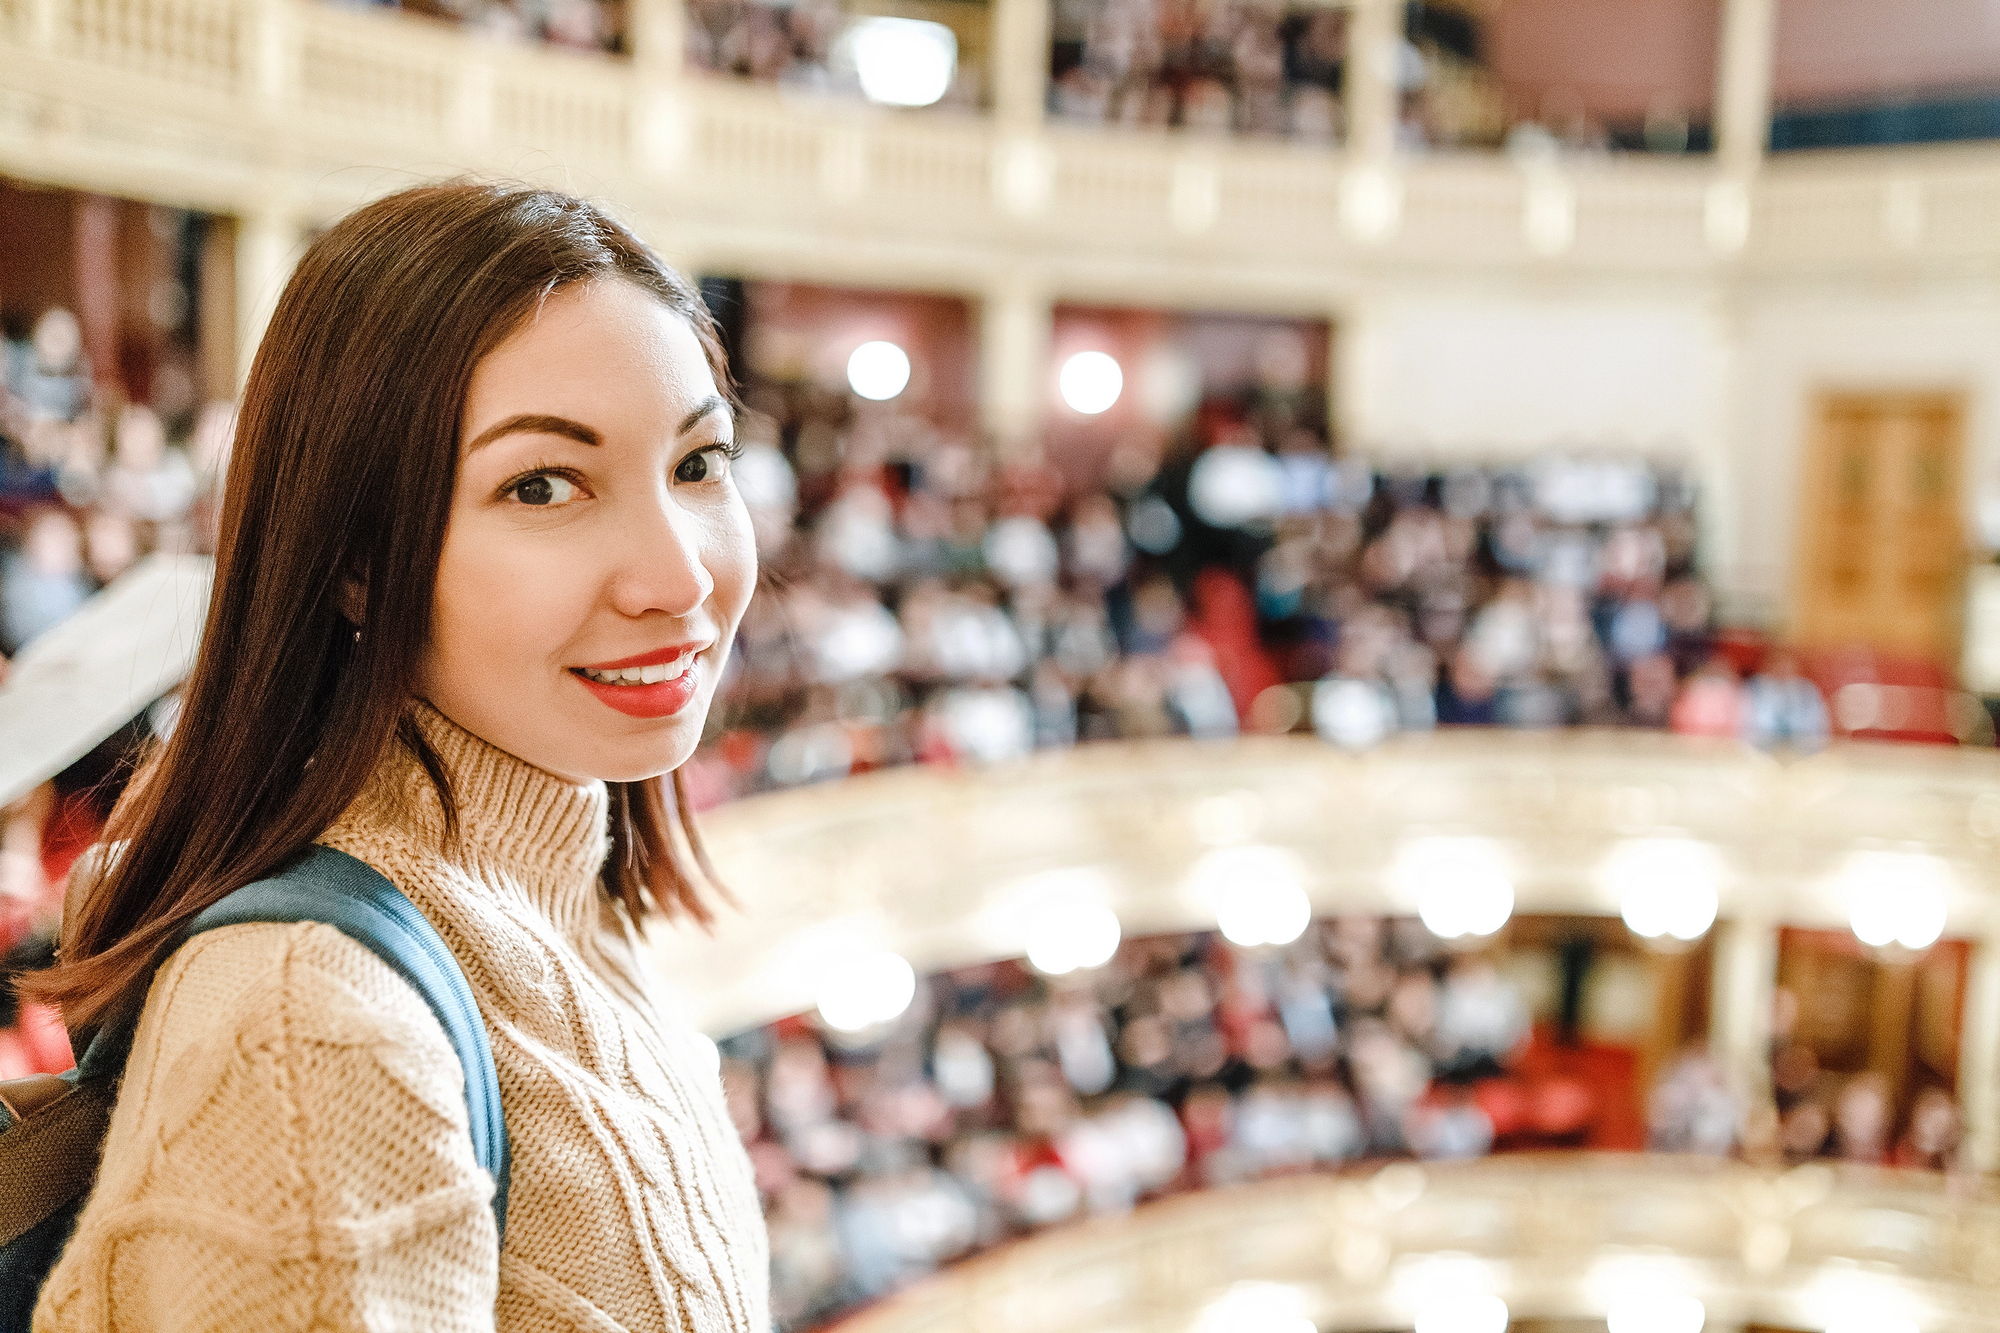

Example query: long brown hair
[26,182,733,1032]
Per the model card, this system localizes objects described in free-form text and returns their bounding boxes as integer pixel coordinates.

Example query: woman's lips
[572,644,704,712]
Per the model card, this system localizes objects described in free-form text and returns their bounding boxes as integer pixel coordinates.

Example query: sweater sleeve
[33,922,501,1333]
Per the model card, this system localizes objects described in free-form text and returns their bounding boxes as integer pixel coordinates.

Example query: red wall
[1487,0,1721,125]
[1773,0,2000,106]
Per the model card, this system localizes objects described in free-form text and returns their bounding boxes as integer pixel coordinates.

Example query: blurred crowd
[329,0,629,53]
[0,304,227,1077]
[1048,0,1351,140]
[689,369,1831,805]
[725,918,1742,1330]
[686,0,844,89]
[683,0,983,108]
[1049,0,1700,153]
[1767,984,1965,1172]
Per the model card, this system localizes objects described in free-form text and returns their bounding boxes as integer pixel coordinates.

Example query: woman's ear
[337,575,367,628]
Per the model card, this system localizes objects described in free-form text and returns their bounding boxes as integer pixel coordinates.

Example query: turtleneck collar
[335,701,611,941]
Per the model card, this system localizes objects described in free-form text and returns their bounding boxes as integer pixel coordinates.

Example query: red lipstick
[568,642,709,719]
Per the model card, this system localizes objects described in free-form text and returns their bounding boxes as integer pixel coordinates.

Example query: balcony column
[1342,0,1400,163]
[1714,0,1777,176]
[629,0,685,78]
[631,0,691,174]
[1960,926,2000,1172]
[234,204,305,391]
[1709,914,1778,1148]
[979,277,1051,461]
[991,0,1050,131]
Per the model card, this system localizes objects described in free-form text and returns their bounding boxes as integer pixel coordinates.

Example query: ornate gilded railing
[6,0,2000,284]
[657,730,2000,1035]
[831,1155,2000,1333]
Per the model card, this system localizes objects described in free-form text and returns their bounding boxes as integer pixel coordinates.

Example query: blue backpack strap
[187,845,510,1239]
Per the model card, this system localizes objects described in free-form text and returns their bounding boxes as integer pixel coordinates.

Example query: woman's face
[422,278,755,784]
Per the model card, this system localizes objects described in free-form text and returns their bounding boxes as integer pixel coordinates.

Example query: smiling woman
[14,183,769,1332]
[425,279,753,778]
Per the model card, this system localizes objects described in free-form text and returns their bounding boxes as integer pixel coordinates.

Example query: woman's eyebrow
[466,413,601,452]
[679,395,729,437]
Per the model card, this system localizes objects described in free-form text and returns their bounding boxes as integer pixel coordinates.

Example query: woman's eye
[511,473,579,506]
[675,446,736,485]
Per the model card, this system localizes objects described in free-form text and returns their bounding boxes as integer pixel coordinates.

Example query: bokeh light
[1188,844,1313,947]
[1059,350,1124,414]
[1605,837,1724,941]
[843,17,956,108]
[1396,837,1515,940]
[846,340,911,401]
[1841,849,1952,950]
[814,948,917,1032]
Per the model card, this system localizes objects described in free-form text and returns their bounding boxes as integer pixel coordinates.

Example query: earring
[353,628,362,645]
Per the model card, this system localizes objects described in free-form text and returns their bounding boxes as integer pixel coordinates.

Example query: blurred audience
[725,921,1737,1330]
[326,0,629,53]
[1046,0,1702,152]
[690,360,1800,805]
[684,0,984,108]
[0,303,229,1079]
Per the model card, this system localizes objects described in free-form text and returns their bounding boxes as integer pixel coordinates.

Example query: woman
[24,183,768,1331]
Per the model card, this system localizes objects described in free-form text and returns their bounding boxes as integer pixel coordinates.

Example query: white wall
[1337,284,2000,633]
[1727,288,2000,626]
[1342,294,1723,458]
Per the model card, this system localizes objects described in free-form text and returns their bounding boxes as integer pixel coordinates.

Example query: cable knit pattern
[34,704,770,1333]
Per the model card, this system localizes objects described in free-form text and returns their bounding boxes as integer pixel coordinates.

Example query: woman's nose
[607,498,716,619]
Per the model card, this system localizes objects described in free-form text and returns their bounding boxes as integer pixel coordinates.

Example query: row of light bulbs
[1195,1280,1917,1333]
[809,839,1959,1034]
[846,340,1127,415]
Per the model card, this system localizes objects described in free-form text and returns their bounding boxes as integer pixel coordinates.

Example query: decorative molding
[651,730,2000,1035]
[833,1155,2000,1333]
[8,0,2000,310]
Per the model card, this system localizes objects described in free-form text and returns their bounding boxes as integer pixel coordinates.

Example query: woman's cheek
[713,495,759,629]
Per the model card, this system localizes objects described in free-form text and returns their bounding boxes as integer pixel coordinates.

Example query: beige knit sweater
[35,705,770,1333]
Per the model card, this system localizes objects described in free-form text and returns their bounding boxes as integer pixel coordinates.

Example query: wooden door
[1794,390,1968,666]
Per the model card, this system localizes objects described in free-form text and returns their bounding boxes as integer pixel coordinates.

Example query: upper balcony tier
[7,0,2000,300]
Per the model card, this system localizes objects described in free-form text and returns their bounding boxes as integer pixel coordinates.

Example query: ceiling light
[815,948,917,1032]
[1192,1282,1315,1333]
[1395,836,1514,940]
[1006,868,1123,975]
[1413,1293,1509,1333]
[1605,837,1723,942]
[842,17,956,108]
[1607,1293,1705,1333]
[1841,850,1952,950]
[846,340,911,401]
[1188,844,1313,947]
[1059,350,1123,415]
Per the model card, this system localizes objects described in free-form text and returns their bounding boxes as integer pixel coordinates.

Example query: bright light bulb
[1413,1293,1509,1333]
[1059,351,1123,415]
[1395,837,1513,940]
[1842,850,1952,950]
[1192,1282,1315,1333]
[1189,845,1313,947]
[846,340,911,401]
[1607,1293,1705,1333]
[815,949,917,1032]
[1025,898,1122,975]
[1825,1319,1917,1333]
[842,17,956,108]
[1606,837,1723,941]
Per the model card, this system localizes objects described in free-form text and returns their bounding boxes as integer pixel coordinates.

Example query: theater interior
[9,0,2000,1329]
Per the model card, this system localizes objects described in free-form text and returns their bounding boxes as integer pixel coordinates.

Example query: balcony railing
[829,1155,2000,1333]
[8,0,2000,284]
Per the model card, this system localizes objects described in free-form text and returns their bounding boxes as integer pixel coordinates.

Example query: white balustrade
[8,0,2000,297]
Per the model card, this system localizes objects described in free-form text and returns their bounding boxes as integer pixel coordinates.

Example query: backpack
[0,845,509,1331]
